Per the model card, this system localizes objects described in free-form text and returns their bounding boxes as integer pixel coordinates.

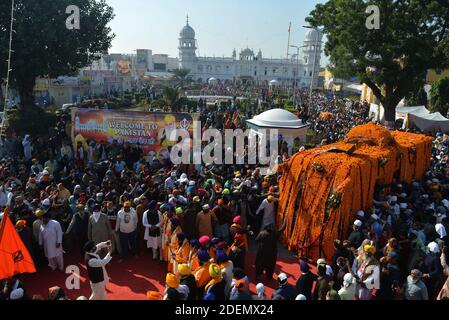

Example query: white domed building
[178,17,322,87]
[246,108,310,155]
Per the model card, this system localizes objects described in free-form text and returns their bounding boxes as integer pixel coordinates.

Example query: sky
[105,0,327,61]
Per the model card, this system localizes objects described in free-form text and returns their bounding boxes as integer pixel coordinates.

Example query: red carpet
[19,248,304,300]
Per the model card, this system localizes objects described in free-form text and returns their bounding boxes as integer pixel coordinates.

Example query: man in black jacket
[83,240,113,300]
[295,261,317,300]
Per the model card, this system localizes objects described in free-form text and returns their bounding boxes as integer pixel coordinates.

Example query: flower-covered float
[277,123,433,260]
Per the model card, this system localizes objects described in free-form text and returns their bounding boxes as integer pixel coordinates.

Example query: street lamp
[303,25,323,100]
[289,45,307,107]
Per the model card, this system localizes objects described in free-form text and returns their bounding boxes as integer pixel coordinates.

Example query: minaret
[302,29,323,87]
[178,15,197,69]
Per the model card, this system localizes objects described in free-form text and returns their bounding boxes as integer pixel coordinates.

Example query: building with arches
[178,18,323,87]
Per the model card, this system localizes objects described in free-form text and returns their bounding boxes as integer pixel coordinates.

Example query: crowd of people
[0,86,448,301]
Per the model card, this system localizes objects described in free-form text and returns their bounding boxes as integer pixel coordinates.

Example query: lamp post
[303,26,323,100]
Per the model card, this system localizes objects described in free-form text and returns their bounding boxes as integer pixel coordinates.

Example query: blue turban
[148,200,157,210]
[211,237,221,246]
[197,249,210,263]
[216,249,228,264]
[189,239,200,248]
[170,217,180,228]
[300,261,310,273]
[177,232,186,243]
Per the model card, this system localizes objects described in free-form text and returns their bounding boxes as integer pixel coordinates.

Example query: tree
[172,68,191,88]
[405,86,428,107]
[0,0,115,112]
[306,0,449,126]
[430,77,449,116]
[163,86,181,111]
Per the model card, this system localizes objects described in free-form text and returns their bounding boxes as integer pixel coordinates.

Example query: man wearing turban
[204,263,225,300]
[178,264,197,300]
[355,244,380,300]
[142,201,162,260]
[194,249,212,299]
[167,217,182,272]
[171,233,189,274]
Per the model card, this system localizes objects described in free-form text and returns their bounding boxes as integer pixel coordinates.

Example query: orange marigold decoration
[277,123,432,261]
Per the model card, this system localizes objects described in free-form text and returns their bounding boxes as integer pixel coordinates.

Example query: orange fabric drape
[278,123,433,261]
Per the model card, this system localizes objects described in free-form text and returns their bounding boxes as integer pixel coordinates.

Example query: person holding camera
[83,240,113,300]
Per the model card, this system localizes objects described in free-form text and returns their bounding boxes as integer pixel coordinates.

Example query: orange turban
[166,273,180,288]
[146,291,163,300]
[15,220,26,228]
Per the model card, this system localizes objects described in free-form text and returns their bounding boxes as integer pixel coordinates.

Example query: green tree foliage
[405,86,428,107]
[306,0,449,123]
[430,77,449,115]
[163,86,181,111]
[0,0,115,112]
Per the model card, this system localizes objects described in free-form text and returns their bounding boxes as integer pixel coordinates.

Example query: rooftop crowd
[0,86,448,301]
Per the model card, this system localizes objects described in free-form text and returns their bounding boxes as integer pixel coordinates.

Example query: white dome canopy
[180,23,195,39]
[305,28,322,42]
[269,79,279,85]
[247,109,305,129]
[208,77,218,84]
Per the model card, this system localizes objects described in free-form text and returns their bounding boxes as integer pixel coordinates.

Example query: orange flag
[0,209,36,279]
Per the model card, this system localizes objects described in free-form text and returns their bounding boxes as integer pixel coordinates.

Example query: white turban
[428,241,440,254]
[256,283,265,297]
[10,288,24,300]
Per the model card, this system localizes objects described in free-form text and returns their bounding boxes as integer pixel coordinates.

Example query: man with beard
[355,244,380,300]
[254,219,286,280]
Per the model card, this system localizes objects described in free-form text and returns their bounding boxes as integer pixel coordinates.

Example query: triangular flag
[0,208,36,279]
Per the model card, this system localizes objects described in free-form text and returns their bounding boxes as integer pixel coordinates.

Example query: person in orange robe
[229,216,249,251]
[189,239,200,272]
[194,249,212,299]
[167,217,182,272]
[173,233,189,274]
[161,205,176,262]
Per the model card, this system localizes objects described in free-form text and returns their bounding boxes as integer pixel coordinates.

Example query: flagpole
[1,0,16,133]
[285,22,291,92]
[286,22,291,61]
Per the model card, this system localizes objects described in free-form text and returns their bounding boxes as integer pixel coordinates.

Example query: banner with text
[72,109,193,157]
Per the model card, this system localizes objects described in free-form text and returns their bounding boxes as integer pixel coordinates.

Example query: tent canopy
[397,106,449,132]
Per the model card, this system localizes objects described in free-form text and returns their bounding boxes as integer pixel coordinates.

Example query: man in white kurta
[84,241,112,300]
[39,216,64,271]
[256,196,276,230]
